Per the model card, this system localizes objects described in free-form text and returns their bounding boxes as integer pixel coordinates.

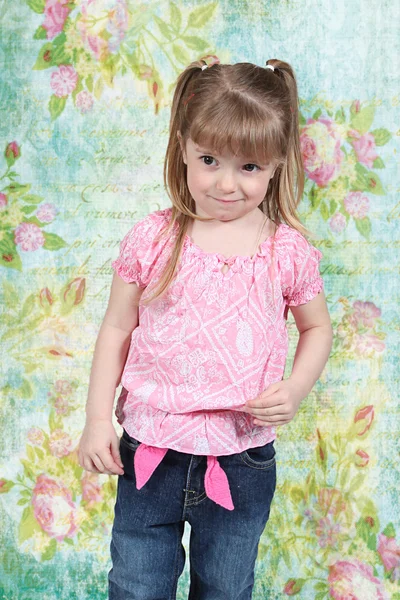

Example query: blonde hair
[142,57,311,306]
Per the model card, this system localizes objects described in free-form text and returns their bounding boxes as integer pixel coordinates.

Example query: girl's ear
[177,131,187,164]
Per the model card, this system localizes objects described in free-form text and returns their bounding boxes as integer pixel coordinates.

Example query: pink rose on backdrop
[49,429,73,457]
[14,223,45,251]
[354,332,385,356]
[355,449,370,467]
[315,515,341,548]
[76,90,94,114]
[328,559,389,599]
[77,0,129,60]
[42,0,72,40]
[300,117,344,186]
[354,405,374,436]
[349,130,379,168]
[353,301,381,328]
[32,474,78,541]
[377,534,400,581]
[54,395,69,415]
[5,141,20,161]
[54,380,73,395]
[344,191,370,219]
[81,472,103,506]
[0,193,8,209]
[50,65,78,97]
[27,427,45,446]
[36,203,57,223]
[329,212,346,233]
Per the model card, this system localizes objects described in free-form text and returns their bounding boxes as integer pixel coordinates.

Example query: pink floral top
[111,207,324,510]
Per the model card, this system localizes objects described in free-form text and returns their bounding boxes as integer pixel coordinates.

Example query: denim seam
[239,454,276,470]
[170,522,184,600]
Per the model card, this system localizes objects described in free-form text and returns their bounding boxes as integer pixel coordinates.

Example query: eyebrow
[194,147,269,165]
[194,146,213,153]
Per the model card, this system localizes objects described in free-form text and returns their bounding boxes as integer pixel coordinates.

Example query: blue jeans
[108,429,277,600]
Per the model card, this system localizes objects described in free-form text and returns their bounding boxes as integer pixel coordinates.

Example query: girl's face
[178,135,278,222]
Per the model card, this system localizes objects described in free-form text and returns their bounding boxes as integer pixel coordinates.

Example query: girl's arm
[244,291,333,426]
[286,290,333,397]
[78,273,142,475]
[85,272,143,422]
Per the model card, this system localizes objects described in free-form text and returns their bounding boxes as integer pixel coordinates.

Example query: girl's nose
[215,169,237,193]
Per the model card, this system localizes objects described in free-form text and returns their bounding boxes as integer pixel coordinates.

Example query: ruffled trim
[286,276,324,307]
[182,222,286,276]
[111,257,143,286]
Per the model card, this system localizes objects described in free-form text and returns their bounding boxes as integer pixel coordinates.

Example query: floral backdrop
[1,1,399,599]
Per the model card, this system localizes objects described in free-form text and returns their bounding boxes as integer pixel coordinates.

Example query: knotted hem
[133,444,235,511]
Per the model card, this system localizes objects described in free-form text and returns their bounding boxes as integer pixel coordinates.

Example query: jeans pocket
[240,440,276,470]
[119,429,141,478]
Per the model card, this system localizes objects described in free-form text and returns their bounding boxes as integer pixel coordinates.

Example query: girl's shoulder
[132,206,173,232]
[273,222,323,260]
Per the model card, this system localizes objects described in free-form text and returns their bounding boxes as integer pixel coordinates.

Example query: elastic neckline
[184,221,284,263]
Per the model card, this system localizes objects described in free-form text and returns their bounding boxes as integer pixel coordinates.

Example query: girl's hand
[243,378,304,427]
[78,419,124,475]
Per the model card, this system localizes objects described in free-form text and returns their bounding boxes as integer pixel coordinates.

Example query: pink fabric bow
[134,443,234,511]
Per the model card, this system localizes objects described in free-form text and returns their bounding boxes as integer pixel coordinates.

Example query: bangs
[189,100,284,165]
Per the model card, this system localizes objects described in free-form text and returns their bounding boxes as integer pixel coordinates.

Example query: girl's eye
[200,155,216,166]
[243,164,260,172]
[200,156,261,172]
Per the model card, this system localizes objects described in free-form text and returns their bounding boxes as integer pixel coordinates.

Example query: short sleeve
[111,210,169,287]
[277,225,324,307]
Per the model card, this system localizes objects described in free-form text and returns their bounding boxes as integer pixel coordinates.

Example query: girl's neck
[186,209,275,259]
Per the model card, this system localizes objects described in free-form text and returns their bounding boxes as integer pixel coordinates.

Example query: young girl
[78,57,333,599]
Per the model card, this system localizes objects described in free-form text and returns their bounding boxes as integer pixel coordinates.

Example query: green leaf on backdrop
[49,95,67,121]
[372,157,385,168]
[335,107,346,123]
[382,522,396,538]
[51,33,70,66]
[4,182,31,197]
[371,128,391,146]
[0,234,22,271]
[21,194,43,204]
[85,74,93,93]
[26,0,45,14]
[20,294,36,319]
[18,505,41,544]
[20,205,39,215]
[42,232,68,250]
[172,43,191,65]
[2,281,19,308]
[320,202,330,221]
[33,43,53,70]
[154,14,174,41]
[170,2,182,33]
[33,25,48,40]
[350,105,375,134]
[187,2,218,29]
[312,108,322,120]
[355,217,371,239]
[353,163,384,195]
[182,35,209,51]
[42,538,57,562]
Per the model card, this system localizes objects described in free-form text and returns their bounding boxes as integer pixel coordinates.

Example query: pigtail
[143,60,207,305]
[263,60,312,239]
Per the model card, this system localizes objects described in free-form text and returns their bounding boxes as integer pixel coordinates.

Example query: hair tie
[183,92,195,106]
[201,64,208,70]
[266,65,275,71]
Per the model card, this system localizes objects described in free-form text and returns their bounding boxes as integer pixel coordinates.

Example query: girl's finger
[250,409,288,417]
[254,418,288,426]
[93,453,115,475]
[82,456,100,473]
